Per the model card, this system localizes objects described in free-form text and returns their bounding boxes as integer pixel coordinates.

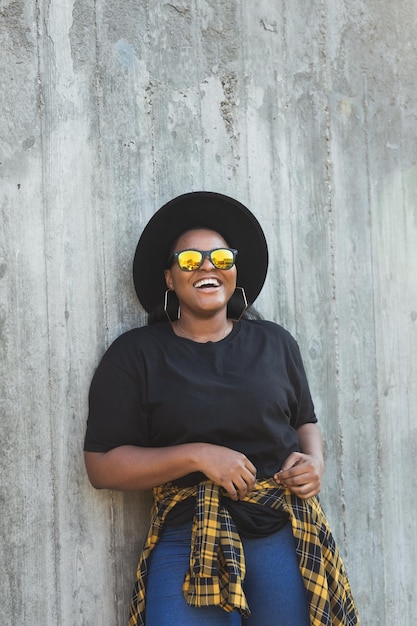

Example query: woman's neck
[172,314,233,343]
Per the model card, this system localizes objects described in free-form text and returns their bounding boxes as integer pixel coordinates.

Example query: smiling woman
[83,192,359,626]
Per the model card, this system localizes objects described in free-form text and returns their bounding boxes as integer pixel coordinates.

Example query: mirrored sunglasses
[168,247,238,272]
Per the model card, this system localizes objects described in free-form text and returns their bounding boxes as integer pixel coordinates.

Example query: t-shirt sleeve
[286,334,317,429]
[84,350,149,453]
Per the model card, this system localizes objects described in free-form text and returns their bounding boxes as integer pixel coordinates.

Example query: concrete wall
[1,1,416,624]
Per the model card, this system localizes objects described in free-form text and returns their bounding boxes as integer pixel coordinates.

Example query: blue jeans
[145,521,311,625]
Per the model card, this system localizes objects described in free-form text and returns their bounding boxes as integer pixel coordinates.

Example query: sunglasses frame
[168,247,238,272]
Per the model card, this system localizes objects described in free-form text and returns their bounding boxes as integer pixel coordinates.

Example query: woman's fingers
[274,453,322,499]
[198,444,257,500]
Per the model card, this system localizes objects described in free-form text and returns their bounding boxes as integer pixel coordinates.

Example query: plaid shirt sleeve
[128,479,359,626]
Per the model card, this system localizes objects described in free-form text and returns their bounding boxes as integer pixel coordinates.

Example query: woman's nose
[200,253,215,270]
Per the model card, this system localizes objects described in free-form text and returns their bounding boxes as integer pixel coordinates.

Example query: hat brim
[133,191,268,314]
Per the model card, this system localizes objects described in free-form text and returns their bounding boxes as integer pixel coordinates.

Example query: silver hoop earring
[229,286,248,322]
[164,289,180,323]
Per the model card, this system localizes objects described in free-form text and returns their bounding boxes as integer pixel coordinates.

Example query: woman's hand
[197,443,257,501]
[273,452,323,499]
[273,423,324,499]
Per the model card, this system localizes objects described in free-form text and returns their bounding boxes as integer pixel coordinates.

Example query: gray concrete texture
[1,1,416,624]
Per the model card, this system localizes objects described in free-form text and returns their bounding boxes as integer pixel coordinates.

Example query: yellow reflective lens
[211,248,234,269]
[177,250,203,270]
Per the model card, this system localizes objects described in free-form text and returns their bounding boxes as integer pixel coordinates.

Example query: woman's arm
[84,442,257,500]
[273,422,324,499]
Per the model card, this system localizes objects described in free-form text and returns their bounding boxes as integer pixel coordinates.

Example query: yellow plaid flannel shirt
[128,479,359,626]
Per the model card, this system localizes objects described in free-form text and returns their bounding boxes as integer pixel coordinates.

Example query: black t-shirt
[85,319,317,536]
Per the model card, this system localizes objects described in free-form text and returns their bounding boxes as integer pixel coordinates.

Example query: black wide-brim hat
[133,191,269,313]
